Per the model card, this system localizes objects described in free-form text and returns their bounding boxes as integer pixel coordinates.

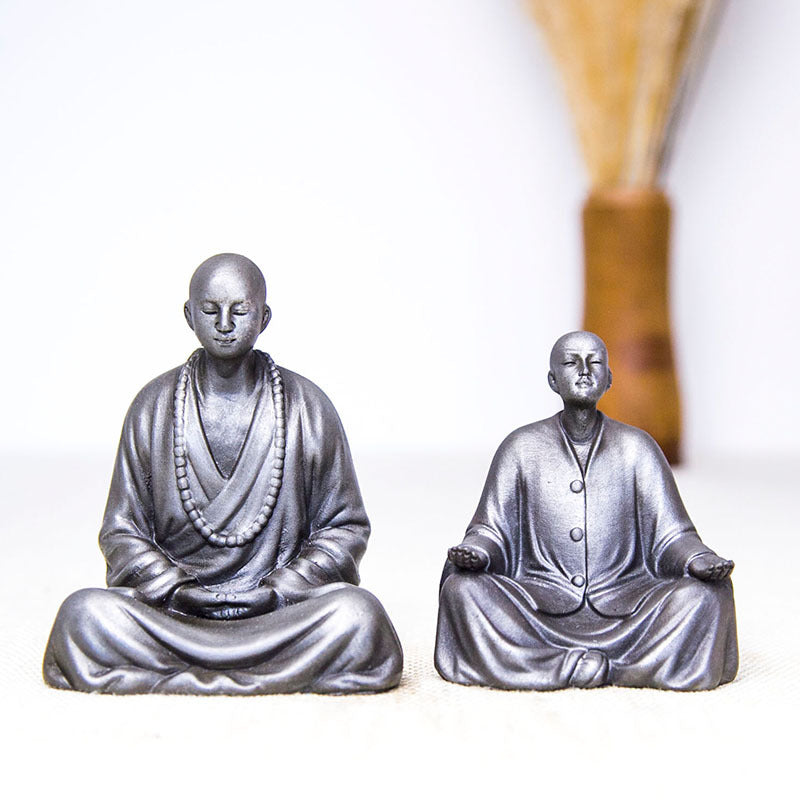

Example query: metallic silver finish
[43,254,403,694]
[436,331,737,691]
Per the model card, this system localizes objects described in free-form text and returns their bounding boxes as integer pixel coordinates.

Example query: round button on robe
[570,479,584,493]
[570,527,584,541]
[571,574,586,587]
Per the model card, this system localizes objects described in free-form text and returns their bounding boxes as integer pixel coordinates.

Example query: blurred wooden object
[528,0,725,462]
[583,187,679,463]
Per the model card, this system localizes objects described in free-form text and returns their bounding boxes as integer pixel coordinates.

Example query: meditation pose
[435,331,737,691]
[44,254,403,694]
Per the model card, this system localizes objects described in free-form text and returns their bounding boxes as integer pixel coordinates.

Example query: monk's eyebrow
[561,350,605,360]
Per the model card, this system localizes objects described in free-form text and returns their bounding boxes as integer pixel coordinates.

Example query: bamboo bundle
[527,0,724,462]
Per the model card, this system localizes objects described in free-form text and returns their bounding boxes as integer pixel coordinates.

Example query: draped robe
[435,413,738,691]
[43,351,403,694]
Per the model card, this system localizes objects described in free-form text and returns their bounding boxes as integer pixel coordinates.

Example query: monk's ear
[547,370,560,395]
[184,301,195,331]
[261,304,272,333]
[606,369,613,391]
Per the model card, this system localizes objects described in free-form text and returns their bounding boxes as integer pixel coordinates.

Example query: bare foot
[569,649,608,688]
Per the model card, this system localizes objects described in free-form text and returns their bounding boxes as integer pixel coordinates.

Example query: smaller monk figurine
[435,331,737,691]
[44,254,403,694]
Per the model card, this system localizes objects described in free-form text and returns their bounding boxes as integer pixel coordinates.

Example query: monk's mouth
[215,337,237,345]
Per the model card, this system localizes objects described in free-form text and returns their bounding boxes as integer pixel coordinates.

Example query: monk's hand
[209,586,282,619]
[688,553,735,582]
[169,584,280,619]
[448,545,490,571]
[259,568,313,607]
[168,584,209,616]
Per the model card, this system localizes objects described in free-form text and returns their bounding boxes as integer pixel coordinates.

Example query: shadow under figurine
[43,253,403,694]
[435,331,737,691]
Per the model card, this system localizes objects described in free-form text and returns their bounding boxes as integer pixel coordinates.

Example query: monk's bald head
[184,254,272,359]
[549,331,608,373]
[189,253,266,304]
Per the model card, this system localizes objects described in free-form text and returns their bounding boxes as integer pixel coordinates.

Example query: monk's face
[185,260,271,360]
[548,332,612,408]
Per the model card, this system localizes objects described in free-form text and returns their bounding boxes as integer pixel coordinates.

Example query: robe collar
[557,410,605,478]
[193,354,265,480]
[182,351,278,533]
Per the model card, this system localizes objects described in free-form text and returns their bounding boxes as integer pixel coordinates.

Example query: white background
[2,4,798,798]
[2,0,799,461]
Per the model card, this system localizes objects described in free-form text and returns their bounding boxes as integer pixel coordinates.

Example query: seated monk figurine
[435,331,737,691]
[44,253,403,694]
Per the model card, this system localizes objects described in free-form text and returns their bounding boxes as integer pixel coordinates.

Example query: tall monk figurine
[435,331,737,691]
[44,254,403,694]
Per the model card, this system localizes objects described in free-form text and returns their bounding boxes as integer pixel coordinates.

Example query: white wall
[2,0,797,459]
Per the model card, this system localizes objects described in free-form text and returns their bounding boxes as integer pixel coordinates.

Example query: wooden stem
[582,187,681,463]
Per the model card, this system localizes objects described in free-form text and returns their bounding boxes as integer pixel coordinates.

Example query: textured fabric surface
[436,572,737,689]
[2,451,796,799]
[43,584,402,694]
[435,414,737,690]
[41,356,401,694]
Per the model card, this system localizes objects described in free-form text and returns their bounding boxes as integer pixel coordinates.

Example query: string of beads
[172,350,285,547]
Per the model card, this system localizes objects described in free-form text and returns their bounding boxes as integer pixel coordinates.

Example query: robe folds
[435,413,738,691]
[44,351,403,694]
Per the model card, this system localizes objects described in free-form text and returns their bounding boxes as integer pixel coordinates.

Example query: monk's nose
[216,308,234,332]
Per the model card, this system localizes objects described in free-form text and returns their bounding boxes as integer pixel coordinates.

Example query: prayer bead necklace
[172,350,286,547]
